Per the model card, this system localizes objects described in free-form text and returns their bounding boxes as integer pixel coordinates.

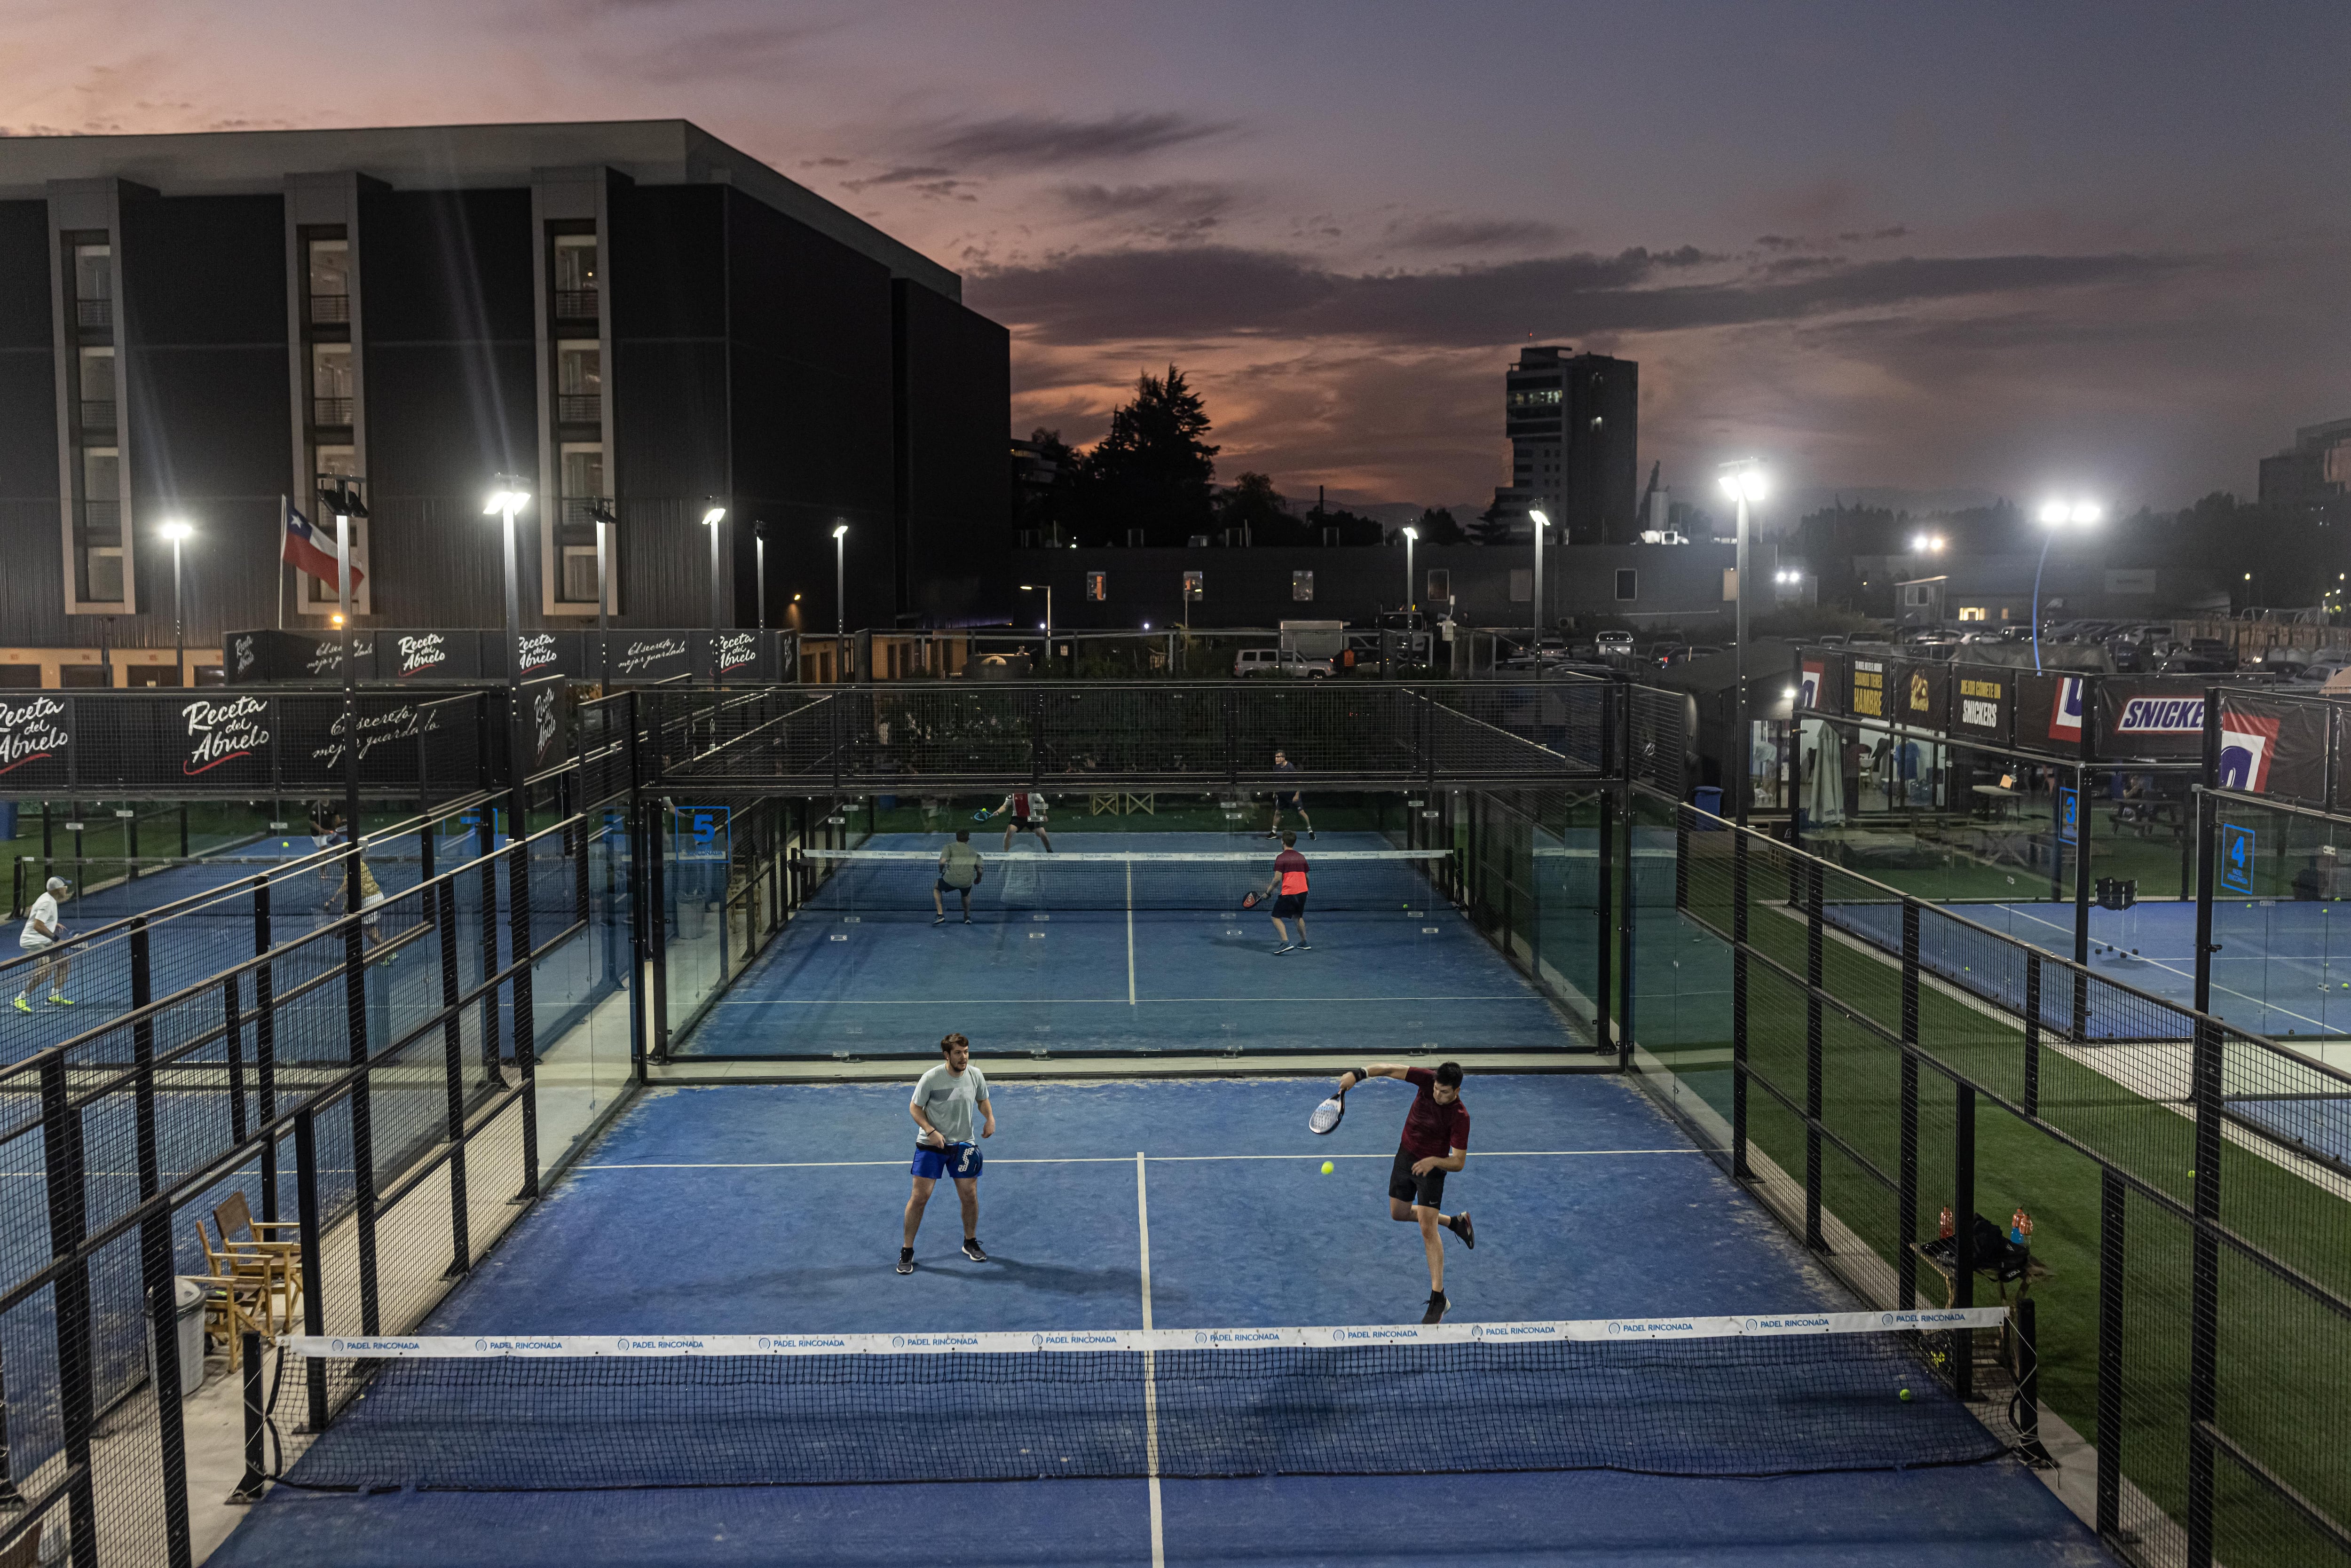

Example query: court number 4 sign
[2220,824,2255,895]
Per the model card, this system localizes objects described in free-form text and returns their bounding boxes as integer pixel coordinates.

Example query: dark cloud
[971,244,2189,349]
[913,111,1233,169]
[841,165,955,190]
[1055,182,1234,237]
[1387,216,1570,251]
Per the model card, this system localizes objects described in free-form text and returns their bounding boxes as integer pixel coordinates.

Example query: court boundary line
[715,994,1544,1006]
[573,1148,1704,1171]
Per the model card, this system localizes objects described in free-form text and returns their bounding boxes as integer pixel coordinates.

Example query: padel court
[209,1075,2108,1567]
[681,831,1579,1058]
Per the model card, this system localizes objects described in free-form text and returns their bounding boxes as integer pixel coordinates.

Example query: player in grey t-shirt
[900,1032,995,1274]
[933,830,984,925]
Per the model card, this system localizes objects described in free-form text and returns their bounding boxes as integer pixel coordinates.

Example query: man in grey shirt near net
[900,1032,995,1274]
[934,830,984,925]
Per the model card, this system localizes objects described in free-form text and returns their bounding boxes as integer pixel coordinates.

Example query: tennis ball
[281,840,291,849]
[1899,1388,1912,1402]
[1320,1161,1334,1175]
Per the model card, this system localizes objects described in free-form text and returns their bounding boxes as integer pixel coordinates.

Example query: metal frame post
[1614,682,1636,1072]
[1954,1083,1976,1402]
[2096,1165,2126,1540]
[2024,952,2043,1118]
[509,824,540,1200]
[129,921,196,1567]
[1899,898,1921,1308]
[292,1109,327,1434]
[1731,826,1750,1177]
[39,1055,96,1565]
[1804,859,1824,1250]
[1594,685,1617,1053]
[436,879,471,1275]
[253,878,278,1222]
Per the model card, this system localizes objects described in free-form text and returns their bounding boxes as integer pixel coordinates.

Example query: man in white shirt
[13,876,74,1013]
[899,1032,995,1274]
[984,790,1053,853]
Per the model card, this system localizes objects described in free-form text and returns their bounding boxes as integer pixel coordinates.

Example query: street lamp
[702,503,727,671]
[159,519,192,686]
[832,521,848,680]
[1021,583,1054,670]
[585,498,618,690]
[318,474,369,914]
[753,520,767,632]
[1401,525,1419,615]
[483,475,533,804]
[2032,499,2101,673]
[1528,508,1549,654]
[1718,460,1768,826]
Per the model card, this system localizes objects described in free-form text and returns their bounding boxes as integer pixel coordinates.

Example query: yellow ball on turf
[1320,1161,1334,1175]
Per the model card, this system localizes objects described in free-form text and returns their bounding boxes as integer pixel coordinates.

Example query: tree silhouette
[1070,366,1220,545]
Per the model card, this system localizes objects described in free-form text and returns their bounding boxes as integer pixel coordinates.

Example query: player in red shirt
[983,789,1054,853]
[1259,830,1312,953]
[1334,1060,1474,1322]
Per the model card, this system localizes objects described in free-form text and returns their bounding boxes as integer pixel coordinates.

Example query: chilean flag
[283,500,363,590]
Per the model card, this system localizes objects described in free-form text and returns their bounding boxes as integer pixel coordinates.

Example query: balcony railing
[557,392,601,425]
[78,400,116,430]
[560,496,614,526]
[75,298,112,331]
[308,293,350,325]
[312,396,353,427]
[553,288,599,320]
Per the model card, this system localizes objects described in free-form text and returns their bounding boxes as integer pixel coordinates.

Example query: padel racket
[1239,890,1261,909]
[1308,1095,1345,1135]
[970,809,992,823]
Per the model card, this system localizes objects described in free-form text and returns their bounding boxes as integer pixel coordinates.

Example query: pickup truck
[1233,648,1334,679]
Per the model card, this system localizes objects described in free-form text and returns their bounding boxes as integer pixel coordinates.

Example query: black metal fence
[1637,792,2349,1568]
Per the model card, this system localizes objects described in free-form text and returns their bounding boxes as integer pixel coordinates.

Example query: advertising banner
[2013,671,2079,756]
[383,629,479,681]
[607,633,694,685]
[170,692,275,789]
[700,629,772,683]
[2216,691,2326,803]
[1848,656,1889,721]
[1950,667,2012,743]
[0,693,72,790]
[1895,660,1947,731]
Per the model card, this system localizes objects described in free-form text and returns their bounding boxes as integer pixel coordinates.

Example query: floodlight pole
[754,521,766,632]
[703,502,726,682]
[1528,508,1547,653]
[587,499,617,691]
[1719,461,1765,829]
[168,529,186,684]
[487,476,530,822]
[319,476,367,914]
[833,522,848,680]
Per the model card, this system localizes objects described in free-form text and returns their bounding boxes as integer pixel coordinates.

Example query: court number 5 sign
[2219,824,2255,896]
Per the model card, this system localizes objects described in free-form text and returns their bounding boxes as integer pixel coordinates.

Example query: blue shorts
[911,1142,982,1182]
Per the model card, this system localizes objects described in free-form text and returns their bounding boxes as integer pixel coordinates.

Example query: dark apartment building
[2258,416,2351,517]
[0,120,1010,685]
[1486,345,1638,546]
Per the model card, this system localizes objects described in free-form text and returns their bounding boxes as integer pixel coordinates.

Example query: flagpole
[278,495,287,631]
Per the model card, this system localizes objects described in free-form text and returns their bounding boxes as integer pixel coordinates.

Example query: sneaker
[897,1249,916,1276]
[1272,944,1294,955]
[962,914,972,924]
[1450,1212,1475,1250]
[1295,942,1313,952]
[9,997,25,1014]
[1308,829,1317,840]
[1421,1290,1450,1325]
[934,914,947,926]
[46,996,72,1007]
[962,1237,989,1262]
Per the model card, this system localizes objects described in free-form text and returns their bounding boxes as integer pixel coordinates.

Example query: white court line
[1127,862,1137,1009]
[718,995,1535,1007]
[1136,1149,1163,1568]
[574,1149,1702,1171]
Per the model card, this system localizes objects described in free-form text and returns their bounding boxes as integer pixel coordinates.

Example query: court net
[266,1308,2015,1490]
[797,847,1448,914]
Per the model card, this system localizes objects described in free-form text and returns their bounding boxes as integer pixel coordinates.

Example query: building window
[311,342,353,426]
[553,235,598,320]
[72,243,112,331]
[1183,569,1203,601]
[1615,568,1637,602]
[1957,606,1988,622]
[1509,567,1532,603]
[76,346,115,431]
[77,446,123,603]
[557,341,601,425]
[307,237,350,324]
[1427,568,1451,602]
[1086,570,1107,601]
[554,444,607,603]
[1292,569,1313,602]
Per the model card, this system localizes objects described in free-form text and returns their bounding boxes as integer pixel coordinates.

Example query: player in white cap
[13,876,75,1012]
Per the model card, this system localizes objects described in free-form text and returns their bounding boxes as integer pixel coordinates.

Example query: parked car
[1595,631,1635,658]
[1233,648,1333,679]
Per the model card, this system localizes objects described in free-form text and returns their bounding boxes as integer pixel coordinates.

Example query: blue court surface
[213,1074,2111,1567]
[680,831,1579,1059]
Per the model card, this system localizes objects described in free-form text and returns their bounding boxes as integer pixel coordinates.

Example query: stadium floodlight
[1527,508,1549,648]
[2031,496,2103,671]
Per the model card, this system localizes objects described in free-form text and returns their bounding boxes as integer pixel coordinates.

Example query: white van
[1233,648,1333,679]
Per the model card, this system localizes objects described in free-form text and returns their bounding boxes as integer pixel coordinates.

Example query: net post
[1953,1083,1975,1403]
[292,1108,328,1435]
[2096,1164,2125,1540]
[1899,898,1920,1310]
[229,1331,267,1503]
[343,882,380,1338]
[2185,1009,2223,1567]
[1595,685,1617,1057]
[38,1054,96,1568]
[1615,681,1635,1072]
[2014,1296,2051,1466]
[2023,952,2042,1119]
[436,879,472,1276]
[253,877,279,1224]
[1730,826,1749,1179]
[509,826,541,1203]
[1803,859,1823,1252]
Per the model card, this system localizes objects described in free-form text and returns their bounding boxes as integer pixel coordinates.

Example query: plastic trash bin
[1692,785,1724,824]
[148,1277,205,1399]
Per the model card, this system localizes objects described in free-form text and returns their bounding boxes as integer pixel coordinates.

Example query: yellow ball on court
[1898,1388,1912,1402]
[1320,1161,1334,1175]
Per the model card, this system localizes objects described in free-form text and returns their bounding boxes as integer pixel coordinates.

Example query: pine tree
[1069,366,1220,545]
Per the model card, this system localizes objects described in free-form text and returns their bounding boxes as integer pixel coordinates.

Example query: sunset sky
[9,0,2347,520]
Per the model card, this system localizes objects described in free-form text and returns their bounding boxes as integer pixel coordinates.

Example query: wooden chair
[188,1227,274,1371]
[195,1220,288,1338]
[214,1190,302,1324]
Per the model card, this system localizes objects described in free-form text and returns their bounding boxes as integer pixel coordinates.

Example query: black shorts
[1389,1146,1446,1209]
[1010,815,1034,831]
[1274,794,1303,811]
[1271,891,1307,918]
[936,877,975,896]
